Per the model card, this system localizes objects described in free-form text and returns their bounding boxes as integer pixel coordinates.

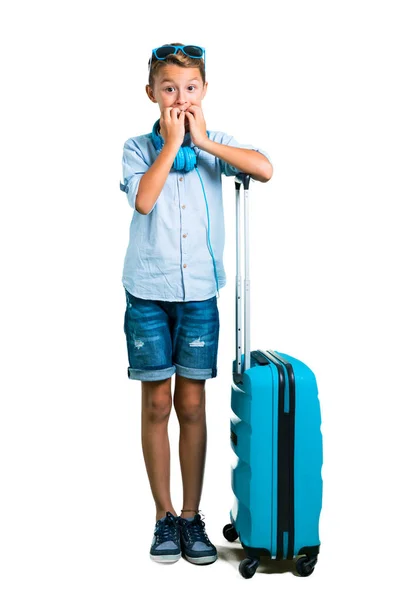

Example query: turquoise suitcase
[222,174,323,579]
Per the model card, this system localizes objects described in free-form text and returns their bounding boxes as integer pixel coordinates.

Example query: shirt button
[183,234,187,238]
[183,264,187,268]
[182,204,186,209]
[179,177,183,181]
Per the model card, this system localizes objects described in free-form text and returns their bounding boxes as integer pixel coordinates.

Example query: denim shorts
[123,289,220,381]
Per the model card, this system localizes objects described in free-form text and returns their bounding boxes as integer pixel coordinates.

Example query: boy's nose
[176,92,188,104]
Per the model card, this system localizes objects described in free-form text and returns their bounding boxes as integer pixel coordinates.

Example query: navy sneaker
[178,513,218,565]
[150,512,181,563]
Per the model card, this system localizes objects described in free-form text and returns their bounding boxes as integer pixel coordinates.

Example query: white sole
[150,552,181,563]
[184,554,218,565]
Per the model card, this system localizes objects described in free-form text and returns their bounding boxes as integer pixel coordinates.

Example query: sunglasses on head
[148,45,206,75]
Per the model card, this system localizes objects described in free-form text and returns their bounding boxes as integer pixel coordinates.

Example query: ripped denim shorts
[123,288,220,381]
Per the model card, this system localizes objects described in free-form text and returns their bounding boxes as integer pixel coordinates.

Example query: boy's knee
[174,387,205,423]
[176,406,203,424]
[141,378,172,423]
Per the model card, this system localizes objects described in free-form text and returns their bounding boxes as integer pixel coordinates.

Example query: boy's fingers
[163,107,174,120]
[171,107,180,120]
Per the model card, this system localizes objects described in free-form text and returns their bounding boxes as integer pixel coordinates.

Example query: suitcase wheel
[295,555,318,577]
[222,523,238,542]
[239,557,259,579]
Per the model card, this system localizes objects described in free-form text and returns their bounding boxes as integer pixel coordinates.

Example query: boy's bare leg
[173,374,207,518]
[141,378,178,521]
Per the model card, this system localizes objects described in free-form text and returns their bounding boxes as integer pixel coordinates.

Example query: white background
[1,0,399,597]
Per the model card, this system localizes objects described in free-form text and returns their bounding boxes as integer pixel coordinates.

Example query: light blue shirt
[121,129,272,302]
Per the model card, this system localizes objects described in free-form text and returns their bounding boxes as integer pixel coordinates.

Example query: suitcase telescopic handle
[235,173,251,190]
[234,173,251,378]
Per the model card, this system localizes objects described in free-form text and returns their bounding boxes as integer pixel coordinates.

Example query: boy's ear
[201,82,208,100]
[145,84,157,103]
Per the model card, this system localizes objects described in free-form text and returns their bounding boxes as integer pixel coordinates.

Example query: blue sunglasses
[148,45,206,75]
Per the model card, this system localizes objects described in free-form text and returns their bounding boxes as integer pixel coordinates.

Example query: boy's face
[146,64,208,132]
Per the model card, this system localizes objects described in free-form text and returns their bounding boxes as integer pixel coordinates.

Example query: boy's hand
[184,105,208,148]
[159,107,186,148]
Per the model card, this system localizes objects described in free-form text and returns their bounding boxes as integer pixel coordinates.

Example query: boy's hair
[148,42,206,88]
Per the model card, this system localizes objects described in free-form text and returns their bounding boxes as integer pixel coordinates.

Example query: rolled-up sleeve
[218,132,273,178]
[121,140,149,210]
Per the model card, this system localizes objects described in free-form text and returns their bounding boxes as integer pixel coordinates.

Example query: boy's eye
[164,86,196,92]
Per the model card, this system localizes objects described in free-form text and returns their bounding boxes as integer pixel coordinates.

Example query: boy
[121,43,273,565]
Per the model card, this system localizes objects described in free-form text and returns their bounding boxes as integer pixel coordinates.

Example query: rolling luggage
[222,174,323,579]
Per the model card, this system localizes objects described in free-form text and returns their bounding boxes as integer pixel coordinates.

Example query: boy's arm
[198,139,273,183]
[135,142,180,215]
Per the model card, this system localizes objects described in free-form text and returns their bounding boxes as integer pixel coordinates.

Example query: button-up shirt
[121,129,272,301]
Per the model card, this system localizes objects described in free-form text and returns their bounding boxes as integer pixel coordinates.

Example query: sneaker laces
[180,511,211,545]
[155,512,179,544]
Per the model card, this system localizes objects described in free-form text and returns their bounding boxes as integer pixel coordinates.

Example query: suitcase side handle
[234,173,251,377]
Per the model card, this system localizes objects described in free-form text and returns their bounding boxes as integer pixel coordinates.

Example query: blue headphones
[151,117,211,172]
